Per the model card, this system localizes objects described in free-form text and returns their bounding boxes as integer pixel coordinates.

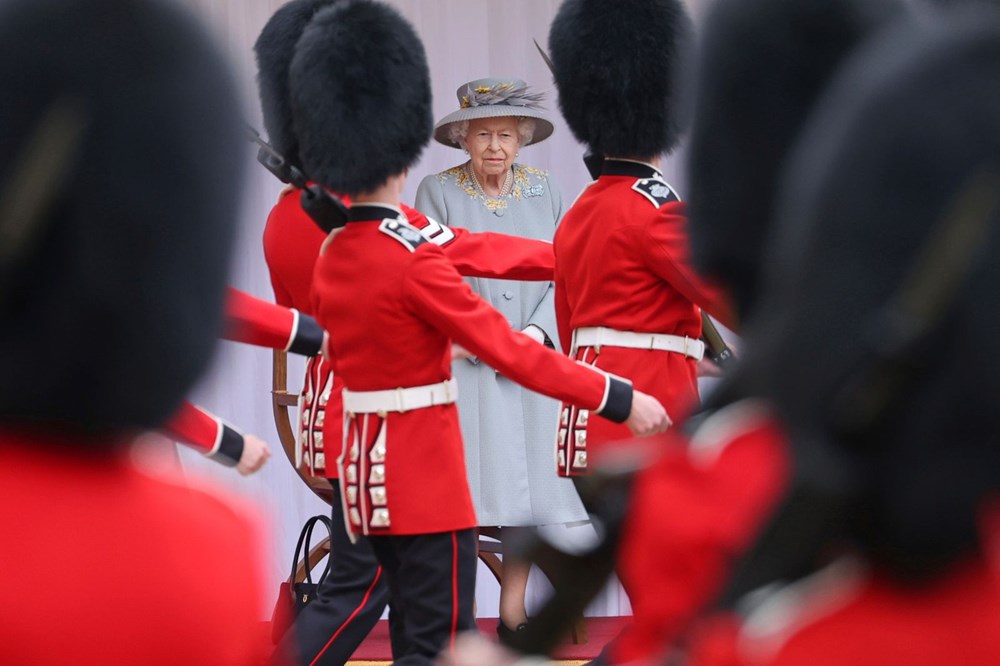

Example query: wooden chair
[272,350,586,643]
[272,350,332,585]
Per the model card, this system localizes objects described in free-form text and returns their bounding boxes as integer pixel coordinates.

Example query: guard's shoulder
[568,180,598,209]
[631,176,681,208]
[378,217,428,253]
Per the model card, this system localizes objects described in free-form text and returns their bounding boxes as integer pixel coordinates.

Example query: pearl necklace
[466,161,513,199]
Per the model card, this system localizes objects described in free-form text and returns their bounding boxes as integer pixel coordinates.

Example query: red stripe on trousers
[450,532,459,659]
[308,566,384,666]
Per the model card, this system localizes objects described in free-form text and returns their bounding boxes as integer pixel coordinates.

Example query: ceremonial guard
[290,2,668,663]
[254,2,571,663]
[688,10,1000,663]
[0,0,267,662]
[606,0,906,662]
[546,0,734,478]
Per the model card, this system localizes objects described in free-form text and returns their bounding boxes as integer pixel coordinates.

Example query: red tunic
[553,159,732,475]
[161,287,321,458]
[163,400,231,455]
[688,554,1000,666]
[262,186,558,480]
[221,286,320,353]
[311,203,625,535]
[0,430,267,665]
[609,400,790,664]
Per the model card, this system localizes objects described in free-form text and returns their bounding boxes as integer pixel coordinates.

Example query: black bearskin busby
[925,0,1000,8]
[290,0,432,195]
[254,0,341,170]
[734,11,1000,591]
[686,0,904,321]
[547,0,692,158]
[0,0,243,437]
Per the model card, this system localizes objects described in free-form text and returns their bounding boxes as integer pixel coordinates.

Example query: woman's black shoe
[496,620,528,645]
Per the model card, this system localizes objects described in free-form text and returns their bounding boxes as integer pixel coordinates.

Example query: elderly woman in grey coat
[415,78,586,638]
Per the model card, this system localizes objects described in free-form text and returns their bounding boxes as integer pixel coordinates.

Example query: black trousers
[272,483,394,665]
[368,528,478,665]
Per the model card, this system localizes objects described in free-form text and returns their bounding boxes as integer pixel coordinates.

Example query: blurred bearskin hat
[925,0,1000,8]
[743,11,1000,584]
[0,0,243,436]
[547,0,692,158]
[254,0,340,170]
[686,0,904,321]
[290,0,431,195]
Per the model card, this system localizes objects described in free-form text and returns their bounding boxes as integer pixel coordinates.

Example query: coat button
[503,291,514,300]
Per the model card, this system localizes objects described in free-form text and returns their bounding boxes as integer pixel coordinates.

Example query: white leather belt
[572,326,705,361]
[342,378,458,415]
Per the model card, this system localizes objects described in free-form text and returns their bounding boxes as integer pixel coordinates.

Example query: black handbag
[270,514,333,644]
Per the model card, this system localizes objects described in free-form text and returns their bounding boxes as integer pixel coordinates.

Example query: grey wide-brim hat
[433,77,555,148]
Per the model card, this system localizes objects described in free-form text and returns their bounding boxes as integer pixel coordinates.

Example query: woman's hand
[625,390,672,436]
[451,343,475,361]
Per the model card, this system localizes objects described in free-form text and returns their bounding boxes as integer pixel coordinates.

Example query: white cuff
[283,308,301,352]
[203,417,225,456]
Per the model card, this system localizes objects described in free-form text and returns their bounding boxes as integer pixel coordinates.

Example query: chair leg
[478,550,503,586]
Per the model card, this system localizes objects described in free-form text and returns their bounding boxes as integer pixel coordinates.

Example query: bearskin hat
[547,0,692,158]
[686,0,904,321]
[925,0,1000,8]
[744,12,1000,583]
[0,0,243,437]
[290,0,431,195]
[254,0,340,170]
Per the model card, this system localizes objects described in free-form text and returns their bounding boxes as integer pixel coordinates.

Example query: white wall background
[172,0,711,621]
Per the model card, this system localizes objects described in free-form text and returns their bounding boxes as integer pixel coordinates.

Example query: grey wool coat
[415,162,587,526]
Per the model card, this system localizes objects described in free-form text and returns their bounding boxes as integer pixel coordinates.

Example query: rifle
[245,125,348,233]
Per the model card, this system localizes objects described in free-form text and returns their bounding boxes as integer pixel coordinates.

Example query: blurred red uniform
[609,400,790,664]
[687,543,1000,666]
[0,430,267,665]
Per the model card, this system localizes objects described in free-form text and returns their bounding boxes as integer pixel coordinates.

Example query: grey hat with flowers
[433,77,555,147]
